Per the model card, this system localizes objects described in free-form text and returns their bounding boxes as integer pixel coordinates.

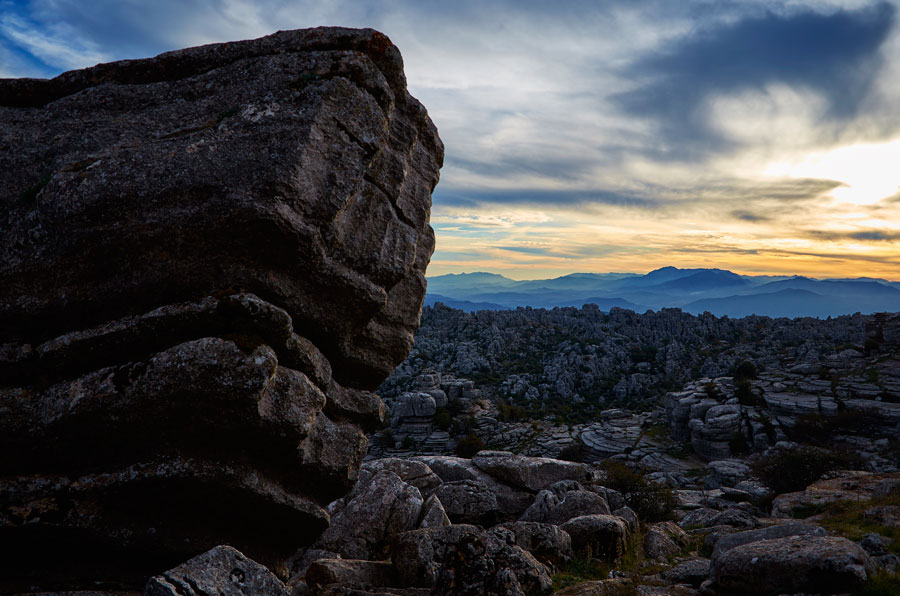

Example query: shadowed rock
[0,26,441,591]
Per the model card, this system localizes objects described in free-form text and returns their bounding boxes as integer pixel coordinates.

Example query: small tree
[599,460,675,522]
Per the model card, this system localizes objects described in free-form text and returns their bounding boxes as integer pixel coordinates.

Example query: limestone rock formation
[144,545,289,596]
[706,535,875,596]
[0,26,442,591]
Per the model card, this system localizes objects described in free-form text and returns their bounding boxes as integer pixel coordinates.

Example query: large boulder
[391,524,552,596]
[709,522,828,559]
[559,515,629,561]
[0,26,441,591]
[314,470,424,560]
[471,451,594,492]
[411,455,535,518]
[433,479,500,525]
[519,482,610,525]
[494,522,574,571]
[706,535,875,596]
[145,545,289,596]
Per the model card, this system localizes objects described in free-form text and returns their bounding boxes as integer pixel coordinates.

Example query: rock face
[0,27,442,591]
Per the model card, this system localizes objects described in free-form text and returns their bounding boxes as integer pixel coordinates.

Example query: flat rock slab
[708,535,874,596]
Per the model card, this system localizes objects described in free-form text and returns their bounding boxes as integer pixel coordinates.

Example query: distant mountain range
[426,268,900,317]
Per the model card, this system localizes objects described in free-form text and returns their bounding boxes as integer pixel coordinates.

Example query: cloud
[0,6,109,72]
[612,2,896,157]
[807,229,900,242]
[731,210,770,222]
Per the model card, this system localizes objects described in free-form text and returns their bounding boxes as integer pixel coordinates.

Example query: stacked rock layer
[0,27,442,591]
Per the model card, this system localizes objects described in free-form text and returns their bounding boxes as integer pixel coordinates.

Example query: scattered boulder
[494,521,574,571]
[304,559,396,592]
[643,521,688,561]
[706,535,875,596]
[472,451,594,492]
[144,545,288,596]
[391,524,552,596]
[418,494,452,529]
[314,471,423,560]
[519,482,610,525]
[710,522,828,559]
[433,479,499,525]
[559,515,629,561]
[665,558,710,588]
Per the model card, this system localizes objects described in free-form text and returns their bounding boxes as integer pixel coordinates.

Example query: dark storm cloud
[613,2,896,157]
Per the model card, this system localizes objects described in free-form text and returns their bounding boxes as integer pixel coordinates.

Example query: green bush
[750,446,863,496]
[733,360,758,382]
[789,410,866,445]
[454,434,485,458]
[557,441,585,462]
[599,460,675,522]
[729,431,750,455]
[401,435,417,450]
[734,378,759,406]
[433,407,453,430]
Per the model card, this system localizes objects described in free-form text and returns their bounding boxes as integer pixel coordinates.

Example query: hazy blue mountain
[747,277,900,298]
[513,272,637,292]
[428,272,518,294]
[424,267,900,317]
[651,269,751,292]
[684,287,900,318]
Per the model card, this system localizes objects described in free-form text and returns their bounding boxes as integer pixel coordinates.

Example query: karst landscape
[2,23,900,596]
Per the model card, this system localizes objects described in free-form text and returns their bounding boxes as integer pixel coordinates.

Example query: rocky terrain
[0,27,442,592]
[3,23,900,596]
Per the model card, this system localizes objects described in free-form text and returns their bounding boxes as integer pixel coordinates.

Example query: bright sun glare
[766,139,900,206]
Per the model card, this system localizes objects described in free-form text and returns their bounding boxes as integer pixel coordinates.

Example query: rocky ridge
[0,27,442,592]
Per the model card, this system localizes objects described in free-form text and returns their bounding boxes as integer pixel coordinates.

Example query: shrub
[750,446,863,496]
[380,429,395,447]
[734,378,759,406]
[454,434,485,458]
[401,435,417,450]
[498,403,527,422]
[789,410,867,445]
[733,360,758,382]
[433,407,453,430]
[599,460,675,522]
[729,431,749,456]
[557,441,585,462]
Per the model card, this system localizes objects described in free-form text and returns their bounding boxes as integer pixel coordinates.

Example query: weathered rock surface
[709,522,828,559]
[519,482,611,525]
[494,521,574,571]
[304,559,397,592]
[0,26,442,591]
[391,524,552,596]
[559,514,629,561]
[144,545,289,596]
[314,470,424,560]
[472,450,594,492]
[706,535,875,596]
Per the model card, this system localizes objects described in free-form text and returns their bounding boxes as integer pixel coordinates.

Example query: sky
[3,1,900,280]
